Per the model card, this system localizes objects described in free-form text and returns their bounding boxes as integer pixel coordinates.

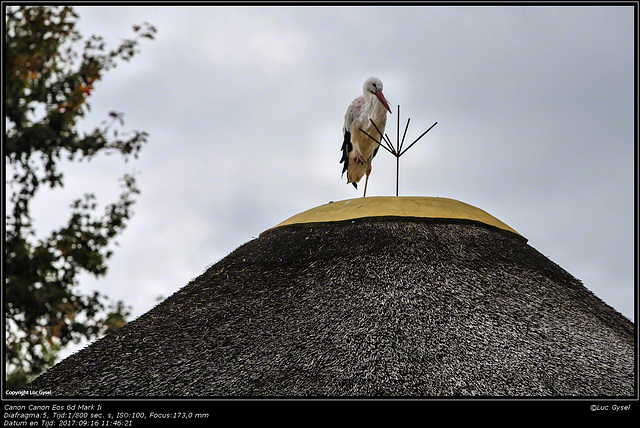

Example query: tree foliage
[5,6,156,390]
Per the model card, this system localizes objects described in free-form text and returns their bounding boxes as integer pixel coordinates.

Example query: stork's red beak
[376,90,392,114]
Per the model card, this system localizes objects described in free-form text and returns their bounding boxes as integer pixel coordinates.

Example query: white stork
[340,76,392,196]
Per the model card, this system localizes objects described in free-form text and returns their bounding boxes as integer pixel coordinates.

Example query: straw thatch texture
[26,218,634,397]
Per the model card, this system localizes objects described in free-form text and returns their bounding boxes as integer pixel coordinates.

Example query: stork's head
[363,76,392,114]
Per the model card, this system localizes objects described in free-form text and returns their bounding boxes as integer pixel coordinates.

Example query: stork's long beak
[376,90,392,114]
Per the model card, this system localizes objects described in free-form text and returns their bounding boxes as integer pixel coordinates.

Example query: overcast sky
[22,4,635,346]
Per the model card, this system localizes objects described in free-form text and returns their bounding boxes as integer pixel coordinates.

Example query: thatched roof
[26,198,634,397]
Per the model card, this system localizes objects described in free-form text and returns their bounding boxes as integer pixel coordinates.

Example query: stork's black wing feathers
[340,130,357,188]
[340,130,352,175]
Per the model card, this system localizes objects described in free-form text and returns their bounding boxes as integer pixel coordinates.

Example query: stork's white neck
[364,92,388,126]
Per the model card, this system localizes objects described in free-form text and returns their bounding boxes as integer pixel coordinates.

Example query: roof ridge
[263,196,524,240]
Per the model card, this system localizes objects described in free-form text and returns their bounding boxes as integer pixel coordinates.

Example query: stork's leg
[363,163,372,197]
[363,175,369,197]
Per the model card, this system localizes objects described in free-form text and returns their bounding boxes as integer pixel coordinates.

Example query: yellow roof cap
[265,196,524,240]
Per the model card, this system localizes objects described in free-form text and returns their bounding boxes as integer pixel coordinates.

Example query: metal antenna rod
[396,150,400,197]
[358,105,437,197]
[399,117,410,154]
[364,118,395,156]
[396,105,400,196]
[399,121,437,157]
[359,128,394,156]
